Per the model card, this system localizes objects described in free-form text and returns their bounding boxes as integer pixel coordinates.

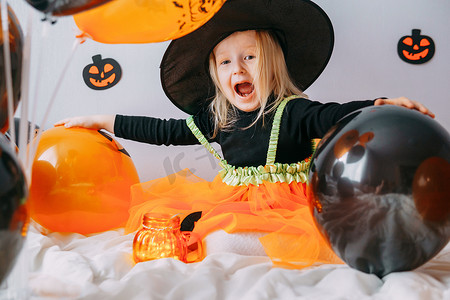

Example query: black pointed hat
[161,0,334,115]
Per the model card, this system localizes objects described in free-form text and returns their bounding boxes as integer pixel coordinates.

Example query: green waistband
[218,160,310,186]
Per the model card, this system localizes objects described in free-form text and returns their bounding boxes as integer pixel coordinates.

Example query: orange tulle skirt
[125,169,343,268]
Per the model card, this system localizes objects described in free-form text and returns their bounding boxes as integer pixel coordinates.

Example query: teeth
[235,82,254,97]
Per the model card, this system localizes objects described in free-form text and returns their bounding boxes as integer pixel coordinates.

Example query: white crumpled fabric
[5,224,449,300]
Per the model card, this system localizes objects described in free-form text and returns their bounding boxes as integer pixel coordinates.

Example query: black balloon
[0,5,23,133]
[308,105,450,277]
[0,134,28,284]
[25,0,113,16]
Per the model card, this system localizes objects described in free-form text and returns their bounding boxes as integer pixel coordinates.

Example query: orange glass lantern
[133,213,202,263]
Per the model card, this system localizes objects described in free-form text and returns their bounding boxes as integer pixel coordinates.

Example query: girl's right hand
[54,115,115,133]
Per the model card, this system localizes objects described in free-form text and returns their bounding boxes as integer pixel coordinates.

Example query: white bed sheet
[6,224,450,300]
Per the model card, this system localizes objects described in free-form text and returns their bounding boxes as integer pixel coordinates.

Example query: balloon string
[27,36,81,174]
[26,19,49,176]
[1,0,16,151]
[18,10,34,171]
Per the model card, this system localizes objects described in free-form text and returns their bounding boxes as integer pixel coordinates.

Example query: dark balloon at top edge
[24,0,113,17]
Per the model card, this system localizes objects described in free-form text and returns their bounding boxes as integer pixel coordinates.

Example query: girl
[56,0,433,267]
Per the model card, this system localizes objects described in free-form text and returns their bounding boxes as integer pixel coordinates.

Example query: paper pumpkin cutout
[73,0,226,44]
[397,29,435,64]
[82,54,122,90]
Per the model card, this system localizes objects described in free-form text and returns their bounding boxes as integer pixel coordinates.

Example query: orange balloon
[73,0,226,44]
[28,127,140,234]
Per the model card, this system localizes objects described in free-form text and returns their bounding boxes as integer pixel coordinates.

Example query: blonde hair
[208,30,307,137]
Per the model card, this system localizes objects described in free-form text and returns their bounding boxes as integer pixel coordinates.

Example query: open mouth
[402,49,429,61]
[90,74,116,87]
[234,82,254,97]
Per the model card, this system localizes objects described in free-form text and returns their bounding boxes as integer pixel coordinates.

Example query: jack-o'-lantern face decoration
[83,54,122,90]
[397,29,435,64]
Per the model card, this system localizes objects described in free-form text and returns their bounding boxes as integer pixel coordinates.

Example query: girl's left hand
[374,97,435,118]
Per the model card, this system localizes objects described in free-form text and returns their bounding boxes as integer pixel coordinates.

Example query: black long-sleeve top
[114,98,375,168]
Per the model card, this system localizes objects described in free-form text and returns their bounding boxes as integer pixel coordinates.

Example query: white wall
[9,0,450,182]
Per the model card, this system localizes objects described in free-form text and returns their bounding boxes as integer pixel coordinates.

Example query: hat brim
[161,0,334,115]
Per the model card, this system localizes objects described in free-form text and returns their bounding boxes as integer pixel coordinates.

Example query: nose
[232,61,245,75]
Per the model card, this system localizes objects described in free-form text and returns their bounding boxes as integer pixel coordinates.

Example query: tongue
[237,83,253,95]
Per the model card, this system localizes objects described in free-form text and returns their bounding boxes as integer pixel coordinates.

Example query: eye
[420,38,430,47]
[220,59,231,65]
[89,66,99,74]
[244,55,255,60]
[104,63,114,72]
[402,37,413,46]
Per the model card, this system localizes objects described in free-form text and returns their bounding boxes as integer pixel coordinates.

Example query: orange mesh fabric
[125,169,343,268]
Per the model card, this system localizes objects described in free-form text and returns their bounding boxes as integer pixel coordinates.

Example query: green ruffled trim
[218,160,310,186]
[186,95,312,186]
